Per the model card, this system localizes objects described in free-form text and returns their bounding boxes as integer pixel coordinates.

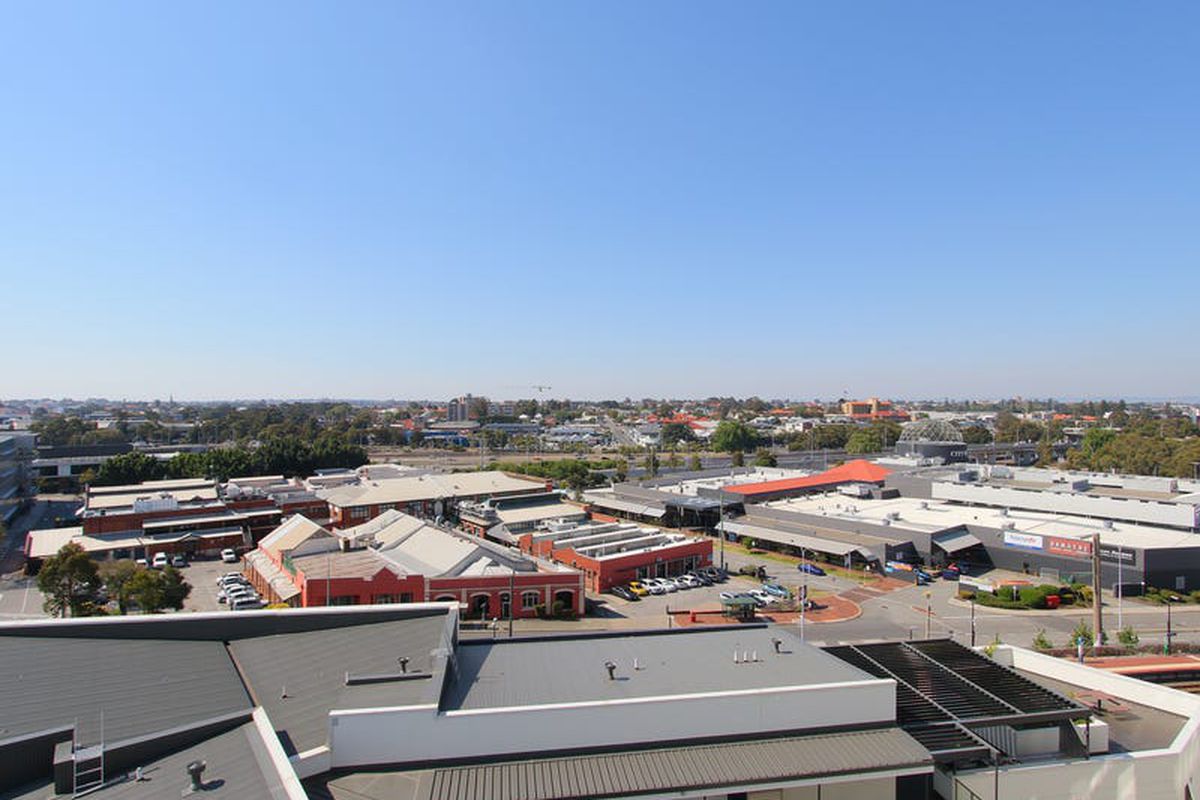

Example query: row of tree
[36,543,192,616]
[93,435,368,485]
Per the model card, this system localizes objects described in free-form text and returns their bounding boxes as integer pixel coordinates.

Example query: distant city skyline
[3,3,1197,401]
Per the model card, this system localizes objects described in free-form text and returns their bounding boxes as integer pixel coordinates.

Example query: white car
[170,555,187,568]
[216,572,246,586]
[221,549,239,564]
[218,586,256,604]
[657,578,679,593]
[230,597,265,611]
[679,575,703,589]
[643,579,667,595]
[748,589,775,606]
[151,552,169,569]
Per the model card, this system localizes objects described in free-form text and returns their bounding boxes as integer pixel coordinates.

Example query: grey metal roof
[2,723,290,800]
[932,528,982,553]
[309,727,931,800]
[231,616,451,755]
[579,493,666,518]
[721,520,870,557]
[0,637,251,745]
[441,627,874,712]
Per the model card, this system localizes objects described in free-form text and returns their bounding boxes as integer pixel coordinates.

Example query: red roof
[724,459,892,497]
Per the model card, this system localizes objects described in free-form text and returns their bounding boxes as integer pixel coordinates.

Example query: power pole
[1091,533,1103,651]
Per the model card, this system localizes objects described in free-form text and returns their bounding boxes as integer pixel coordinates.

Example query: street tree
[37,542,102,617]
[711,421,758,453]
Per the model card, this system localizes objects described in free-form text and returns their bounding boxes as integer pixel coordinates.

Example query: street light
[970,596,977,647]
[924,590,933,639]
[1166,595,1181,655]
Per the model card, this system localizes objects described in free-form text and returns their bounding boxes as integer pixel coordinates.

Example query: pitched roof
[259,514,333,555]
[724,459,892,497]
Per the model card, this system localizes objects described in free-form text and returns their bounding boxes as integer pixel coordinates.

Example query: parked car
[652,578,678,593]
[708,567,729,583]
[642,579,667,596]
[628,581,650,597]
[942,568,961,581]
[217,574,250,588]
[718,591,739,603]
[761,582,791,599]
[670,577,693,590]
[797,562,826,577]
[134,557,148,568]
[738,565,768,579]
[748,589,775,606]
[170,555,187,568]
[218,586,256,604]
[230,596,266,611]
[221,548,239,563]
[610,585,638,601]
[685,571,711,586]
[151,552,169,569]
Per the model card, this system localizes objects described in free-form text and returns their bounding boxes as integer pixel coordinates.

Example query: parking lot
[181,554,252,613]
[589,561,860,620]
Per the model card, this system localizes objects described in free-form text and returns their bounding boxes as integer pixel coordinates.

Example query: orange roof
[724,459,892,497]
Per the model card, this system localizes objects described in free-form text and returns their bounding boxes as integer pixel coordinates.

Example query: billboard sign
[1099,545,1136,566]
[1045,536,1092,559]
[1003,531,1044,550]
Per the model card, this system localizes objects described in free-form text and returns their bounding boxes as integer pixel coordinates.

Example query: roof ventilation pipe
[186,760,206,792]
[604,660,617,680]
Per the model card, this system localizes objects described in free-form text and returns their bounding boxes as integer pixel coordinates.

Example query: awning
[932,529,982,554]
[581,493,667,519]
[721,521,872,559]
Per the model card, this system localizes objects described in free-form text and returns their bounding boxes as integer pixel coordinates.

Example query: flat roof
[441,627,875,712]
[726,460,892,497]
[767,494,1200,550]
[321,472,545,509]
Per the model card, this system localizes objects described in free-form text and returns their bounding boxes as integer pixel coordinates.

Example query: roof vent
[1103,519,1114,530]
[398,656,410,674]
[186,760,207,792]
[604,660,617,680]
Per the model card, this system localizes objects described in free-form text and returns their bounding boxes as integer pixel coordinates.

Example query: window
[379,503,396,512]
[400,592,413,603]
[500,593,511,618]
[435,595,457,603]
[350,507,370,519]
[522,590,541,609]
[329,595,358,606]
[372,594,399,604]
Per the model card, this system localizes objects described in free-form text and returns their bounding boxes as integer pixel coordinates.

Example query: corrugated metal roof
[725,460,892,496]
[580,493,666,518]
[932,529,983,553]
[422,727,931,800]
[0,637,251,745]
[721,520,869,557]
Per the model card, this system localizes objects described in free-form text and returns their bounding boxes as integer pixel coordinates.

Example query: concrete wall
[327,679,895,769]
[949,646,1200,800]
[748,776,895,799]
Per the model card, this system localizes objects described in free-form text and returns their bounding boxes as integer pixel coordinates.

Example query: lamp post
[924,590,933,639]
[1166,596,1178,655]
[970,596,977,647]
[800,546,807,643]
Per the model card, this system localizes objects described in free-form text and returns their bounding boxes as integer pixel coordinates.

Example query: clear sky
[2,2,1198,402]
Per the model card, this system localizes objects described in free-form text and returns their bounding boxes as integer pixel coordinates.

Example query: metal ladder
[72,713,105,797]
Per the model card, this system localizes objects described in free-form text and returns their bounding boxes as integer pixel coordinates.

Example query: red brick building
[245,510,584,617]
[519,520,712,592]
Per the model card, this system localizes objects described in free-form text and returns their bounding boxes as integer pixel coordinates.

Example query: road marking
[21,584,30,614]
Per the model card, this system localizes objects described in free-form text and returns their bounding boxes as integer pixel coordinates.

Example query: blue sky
[2,2,1197,401]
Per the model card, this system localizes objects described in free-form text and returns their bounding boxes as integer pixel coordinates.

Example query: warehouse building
[889,463,1200,531]
[519,519,712,591]
[755,493,1200,590]
[456,490,587,539]
[319,470,547,528]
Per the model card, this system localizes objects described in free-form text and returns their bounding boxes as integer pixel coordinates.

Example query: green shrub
[1117,626,1139,647]
[1031,629,1054,651]
[975,593,1026,610]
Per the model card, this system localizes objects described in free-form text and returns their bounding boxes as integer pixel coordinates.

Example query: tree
[731,450,745,467]
[161,566,192,610]
[845,429,883,454]
[711,421,758,453]
[960,425,993,445]
[100,560,140,614]
[643,451,660,477]
[1031,629,1054,651]
[1117,626,1139,648]
[666,450,683,469]
[753,447,777,467]
[660,422,695,447]
[37,542,102,617]
[688,453,703,471]
[95,451,165,486]
[124,569,166,612]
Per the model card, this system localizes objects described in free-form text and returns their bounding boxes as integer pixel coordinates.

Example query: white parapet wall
[326,678,895,769]
[949,646,1200,800]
